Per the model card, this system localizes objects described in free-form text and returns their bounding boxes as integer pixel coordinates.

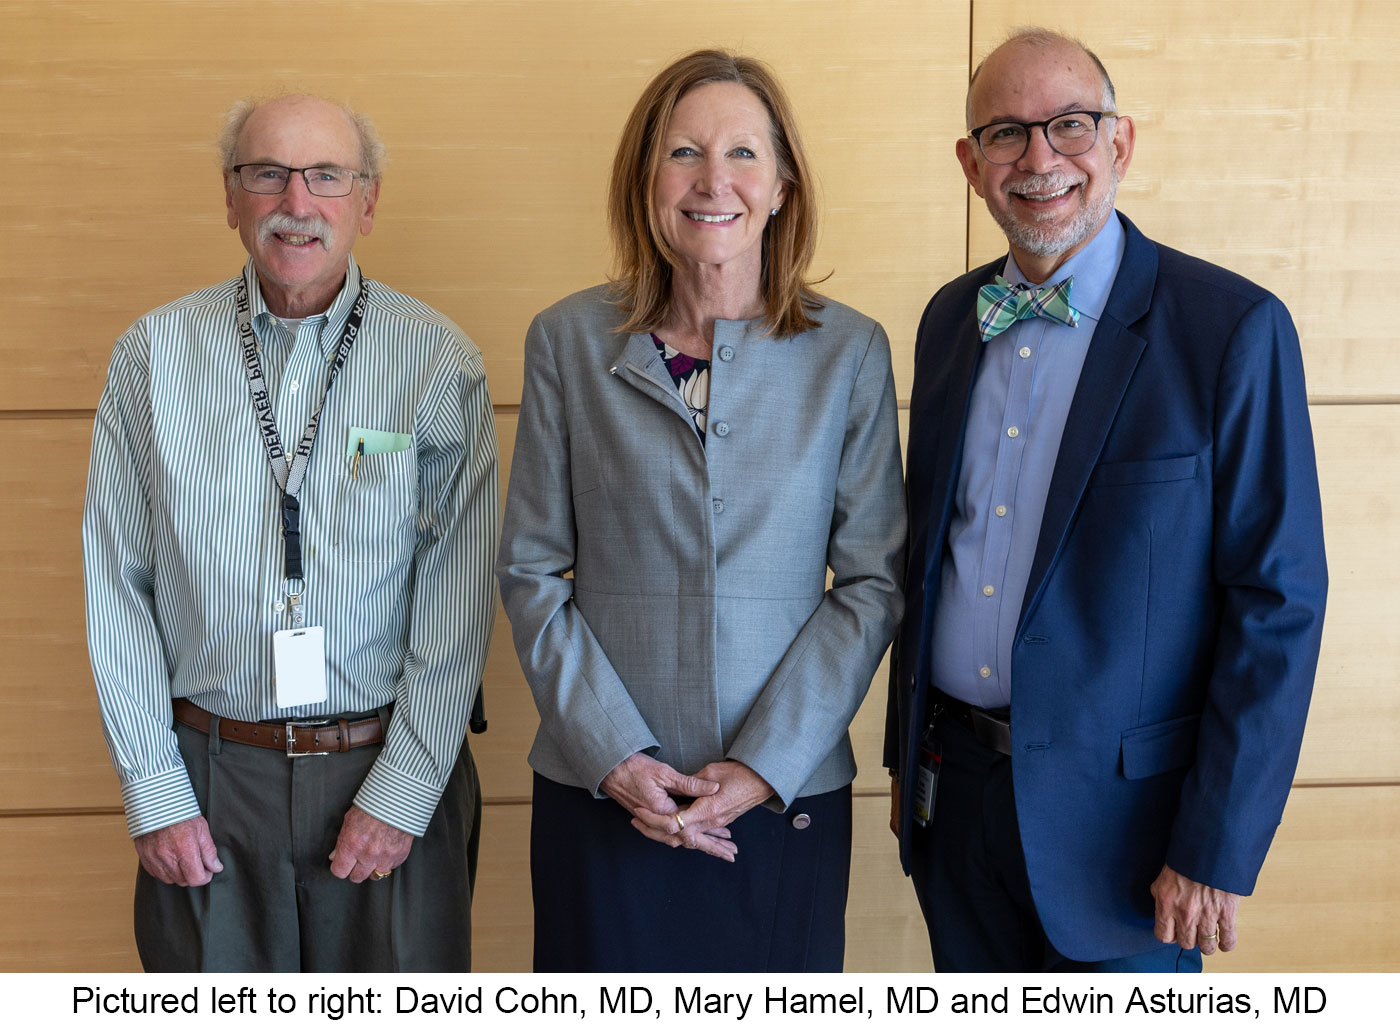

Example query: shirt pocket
[331,447,417,564]
[1089,454,1199,488]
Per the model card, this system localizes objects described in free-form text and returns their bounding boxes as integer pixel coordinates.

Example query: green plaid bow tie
[976,274,1080,341]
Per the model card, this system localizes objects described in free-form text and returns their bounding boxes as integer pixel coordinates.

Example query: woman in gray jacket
[496,49,905,972]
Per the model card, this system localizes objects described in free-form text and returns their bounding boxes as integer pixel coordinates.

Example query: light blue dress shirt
[931,215,1126,707]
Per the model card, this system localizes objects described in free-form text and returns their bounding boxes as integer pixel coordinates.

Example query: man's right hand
[134,815,223,886]
[889,776,901,840]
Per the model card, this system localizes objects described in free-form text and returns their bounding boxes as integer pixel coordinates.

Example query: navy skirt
[530,772,852,972]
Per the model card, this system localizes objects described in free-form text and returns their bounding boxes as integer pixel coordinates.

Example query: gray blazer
[497,285,906,806]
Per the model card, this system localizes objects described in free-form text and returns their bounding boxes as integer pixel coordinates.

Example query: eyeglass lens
[978,113,1101,164]
[237,165,356,197]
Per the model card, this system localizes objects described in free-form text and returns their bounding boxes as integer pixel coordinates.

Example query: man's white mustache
[258,213,334,251]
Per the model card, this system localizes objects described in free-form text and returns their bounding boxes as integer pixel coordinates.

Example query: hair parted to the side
[607,50,824,338]
[217,93,388,183]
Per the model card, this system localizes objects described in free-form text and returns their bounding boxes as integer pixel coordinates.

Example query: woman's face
[651,81,786,283]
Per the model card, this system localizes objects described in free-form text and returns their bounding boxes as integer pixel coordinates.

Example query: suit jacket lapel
[1019,215,1158,628]
[910,283,988,673]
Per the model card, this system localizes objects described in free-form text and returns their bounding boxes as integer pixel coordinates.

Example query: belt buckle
[285,720,333,757]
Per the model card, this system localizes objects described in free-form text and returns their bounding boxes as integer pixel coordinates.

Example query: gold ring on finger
[371,869,391,880]
[675,814,685,832]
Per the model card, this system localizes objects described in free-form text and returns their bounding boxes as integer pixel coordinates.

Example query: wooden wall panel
[0,814,140,972]
[966,1,1400,400]
[1297,406,1400,783]
[0,0,968,412]
[1207,785,1400,972]
[0,418,119,810]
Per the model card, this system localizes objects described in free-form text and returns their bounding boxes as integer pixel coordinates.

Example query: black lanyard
[236,274,369,592]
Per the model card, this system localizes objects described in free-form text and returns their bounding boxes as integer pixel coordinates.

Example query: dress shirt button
[995,504,1008,517]
[979,665,991,679]
[289,379,299,392]
[713,498,725,514]
[274,601,285,613]
[1019,346,1032,359]
[983,584,995,597]
[791,813,811,830]
[1007,426,1020,438]
[719,345,735,362]
[713,421,730,437]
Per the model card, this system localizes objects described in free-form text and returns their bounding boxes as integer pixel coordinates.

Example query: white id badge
[273,626,328,707]
[912,735,942,828]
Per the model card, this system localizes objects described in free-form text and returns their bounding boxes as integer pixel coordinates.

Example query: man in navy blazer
[885,28,1327,972]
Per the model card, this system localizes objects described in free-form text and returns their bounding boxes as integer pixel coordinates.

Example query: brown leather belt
[932,687,1013,756]
[172,698,383,756]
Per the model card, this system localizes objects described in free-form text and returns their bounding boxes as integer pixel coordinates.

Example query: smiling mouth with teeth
[1014,185,1076,202]
[686,212,740,223]
[277,233,318,245]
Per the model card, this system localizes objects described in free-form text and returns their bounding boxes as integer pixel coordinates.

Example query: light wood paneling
[1207,785,1400,972]
[0,814,141,972]
[0,0,968,412]
[966,1,1400,399]
[1299,405,1400,783]
[0,418,115,809]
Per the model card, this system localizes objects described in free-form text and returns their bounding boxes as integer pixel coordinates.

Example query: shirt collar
[1001,210,1126,323]
[242,255,363,359]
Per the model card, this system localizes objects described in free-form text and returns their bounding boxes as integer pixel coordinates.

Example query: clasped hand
[603,754,773,862]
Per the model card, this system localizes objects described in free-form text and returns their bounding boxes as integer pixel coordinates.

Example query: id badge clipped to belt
[912,717,942,829]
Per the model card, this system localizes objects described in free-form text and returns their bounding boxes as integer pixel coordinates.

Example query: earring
[770,207,780,217]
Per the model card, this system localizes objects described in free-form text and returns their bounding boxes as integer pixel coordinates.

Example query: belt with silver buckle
[172,698,382,755]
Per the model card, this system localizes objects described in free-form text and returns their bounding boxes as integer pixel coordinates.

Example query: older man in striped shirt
[82,94,499,972]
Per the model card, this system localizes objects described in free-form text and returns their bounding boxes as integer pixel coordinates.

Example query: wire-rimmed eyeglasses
[231,164,367,198]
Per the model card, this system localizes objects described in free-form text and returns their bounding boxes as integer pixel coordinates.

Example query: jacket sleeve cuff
[121,768,201,839]
[352,760,448,838]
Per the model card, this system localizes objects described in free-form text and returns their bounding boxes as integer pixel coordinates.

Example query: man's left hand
[1150,863,1241,956]
[329,805,413,883]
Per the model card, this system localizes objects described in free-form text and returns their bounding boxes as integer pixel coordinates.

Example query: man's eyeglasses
[231,164,367,198]
[968,111,1117,165]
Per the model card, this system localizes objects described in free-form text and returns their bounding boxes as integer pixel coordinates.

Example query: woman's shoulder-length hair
[607,49,824,339]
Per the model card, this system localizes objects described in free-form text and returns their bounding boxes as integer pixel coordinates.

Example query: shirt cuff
[121,767,202,839]
[353,759,448,838]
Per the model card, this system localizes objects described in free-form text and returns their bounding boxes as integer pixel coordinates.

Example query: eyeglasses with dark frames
[968,111,1118,165]
[231,164,367,198]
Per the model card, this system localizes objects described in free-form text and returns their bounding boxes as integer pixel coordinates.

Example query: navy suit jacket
[885,213,1328,961]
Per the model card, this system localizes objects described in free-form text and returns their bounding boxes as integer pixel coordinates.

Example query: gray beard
[994,173,1118,259]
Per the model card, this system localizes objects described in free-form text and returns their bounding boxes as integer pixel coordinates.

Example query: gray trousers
[134,712,480,972]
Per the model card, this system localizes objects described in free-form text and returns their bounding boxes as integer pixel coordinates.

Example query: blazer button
[713,421,730,437]
[718,345,735,361]
[791,813,811,830]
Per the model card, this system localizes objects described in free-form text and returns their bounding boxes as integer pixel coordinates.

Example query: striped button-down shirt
[83,257,499,838]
